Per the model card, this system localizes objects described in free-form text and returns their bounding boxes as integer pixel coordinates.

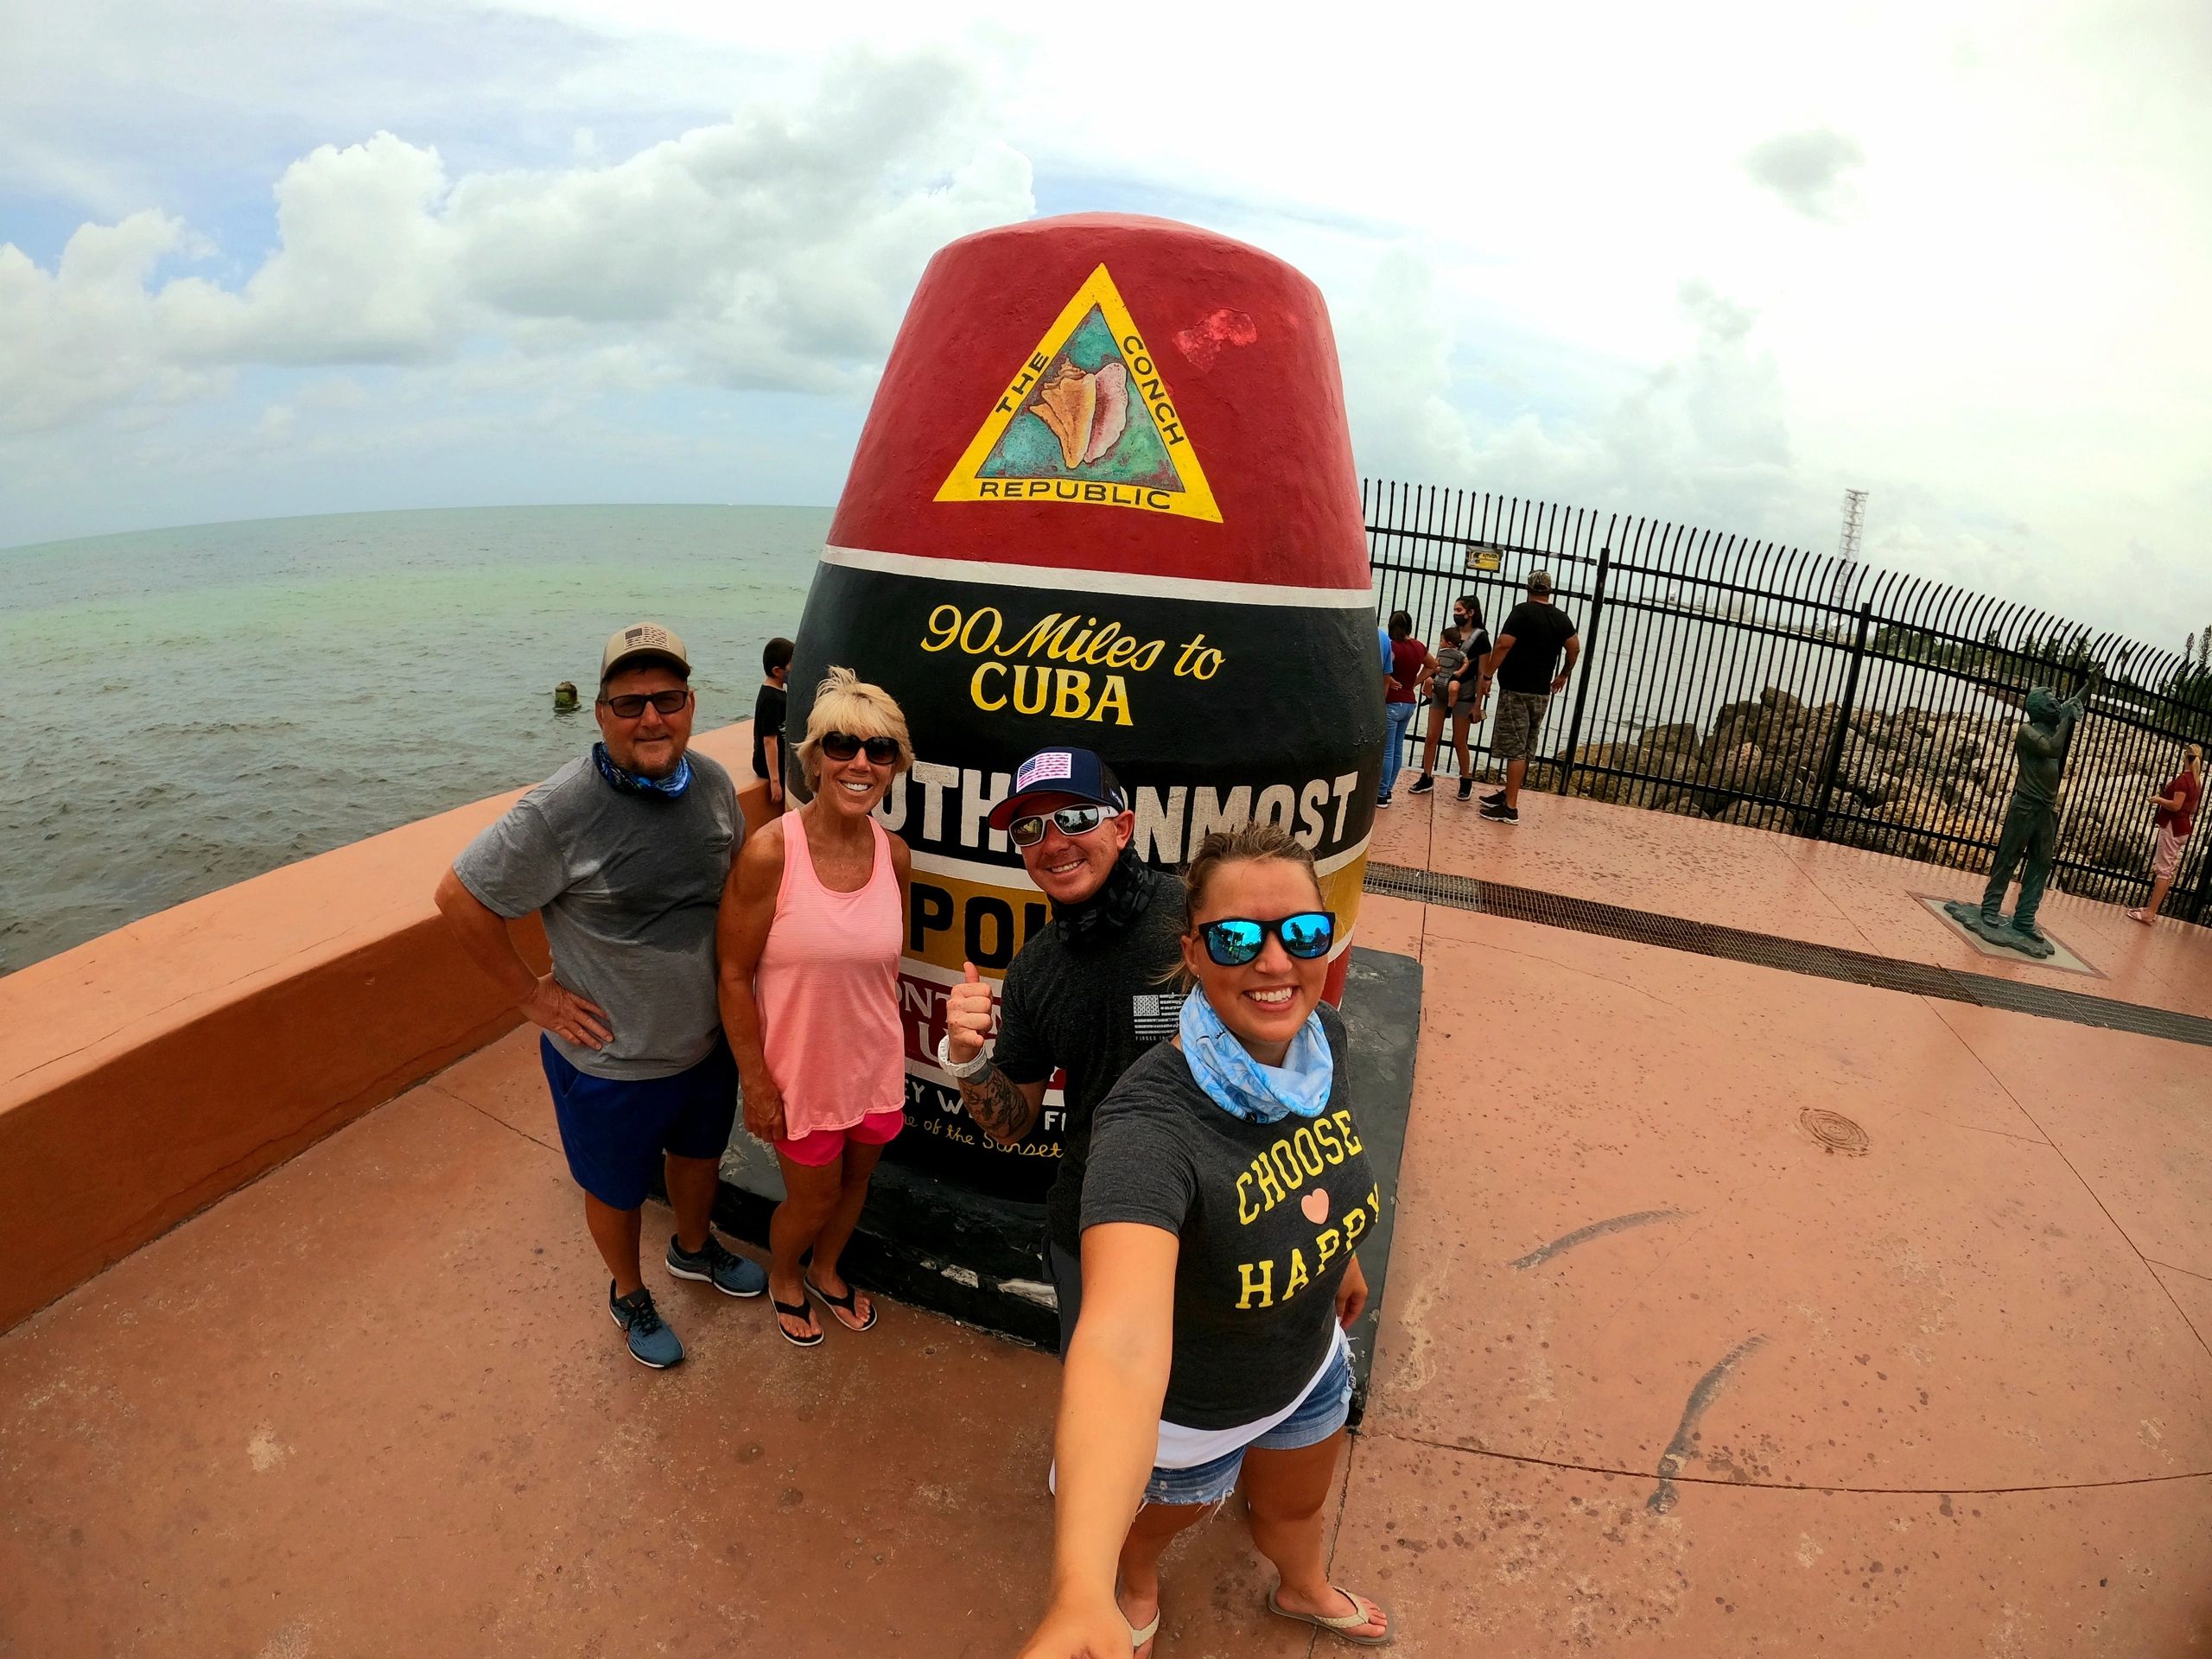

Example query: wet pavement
[5,790,2209,1655]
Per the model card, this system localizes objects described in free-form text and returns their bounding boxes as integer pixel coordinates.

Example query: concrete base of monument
[707,944,1423,1405]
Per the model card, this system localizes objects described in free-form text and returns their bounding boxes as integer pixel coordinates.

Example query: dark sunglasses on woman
[820,730,902,765]
[599,689,691,719]
[1007,804,1119,848]
[1198,911,1336,967]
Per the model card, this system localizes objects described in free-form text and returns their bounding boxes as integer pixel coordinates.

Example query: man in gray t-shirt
[435,622,766,1370]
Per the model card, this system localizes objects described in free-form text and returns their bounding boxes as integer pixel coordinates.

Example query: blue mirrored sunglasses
[1198,911,1336,967]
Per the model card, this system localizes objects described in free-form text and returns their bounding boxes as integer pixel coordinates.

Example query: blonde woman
[718,669,912,1346]
[2128,741,2203,925]
[1021,823,1390,1656]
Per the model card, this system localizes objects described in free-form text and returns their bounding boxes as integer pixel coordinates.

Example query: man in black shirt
[750,637,792,810]
[938,747,1186,1352]
[1478,570,1580,826]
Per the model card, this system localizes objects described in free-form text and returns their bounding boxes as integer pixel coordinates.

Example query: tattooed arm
[959,1065,1049,1145]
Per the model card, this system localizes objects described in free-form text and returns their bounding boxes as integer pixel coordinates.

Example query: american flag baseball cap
[988,747,1127,830]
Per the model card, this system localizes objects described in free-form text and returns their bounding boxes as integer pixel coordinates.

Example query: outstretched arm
[1019,1223,1179,1659]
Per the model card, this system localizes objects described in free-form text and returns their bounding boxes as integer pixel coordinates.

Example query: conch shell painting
[1028,359,1129,468]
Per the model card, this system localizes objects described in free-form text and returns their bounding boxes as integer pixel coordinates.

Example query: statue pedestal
[1941,899,2057,959]
[707,946,1421,1408]
[1923,898,2096,975]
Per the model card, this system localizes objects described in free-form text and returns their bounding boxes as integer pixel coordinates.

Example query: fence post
[1807,601,1875,842]
[1556,547,1610,797]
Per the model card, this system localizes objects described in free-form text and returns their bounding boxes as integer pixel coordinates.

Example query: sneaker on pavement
[667,1233,767,1299]
[1456,779,1474,802]
[610,1282,684,1368]
[1479,801,1520,826]
[1409,773,1435,795]
[1376,791,1392,808]
[1482,788,1508,807]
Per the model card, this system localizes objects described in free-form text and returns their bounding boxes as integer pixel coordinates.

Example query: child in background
[1409,624,1481,797]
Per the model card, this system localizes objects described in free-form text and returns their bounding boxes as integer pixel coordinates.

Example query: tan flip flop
[1266,1586,1392,1646]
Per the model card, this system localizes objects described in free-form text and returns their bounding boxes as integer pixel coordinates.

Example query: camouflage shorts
[1491,690,1550,760]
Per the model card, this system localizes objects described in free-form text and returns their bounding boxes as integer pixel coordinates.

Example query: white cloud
[0,213,225,432]
[1341,251,1808,535]
[1743,129,1867,222]
[0,49,1034,430]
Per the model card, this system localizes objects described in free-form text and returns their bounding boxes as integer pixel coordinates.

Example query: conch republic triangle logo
[937,264,1223,523]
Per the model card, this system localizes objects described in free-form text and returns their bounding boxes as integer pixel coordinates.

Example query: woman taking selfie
[1020,823,1391,1655]
[719,668,912,1347]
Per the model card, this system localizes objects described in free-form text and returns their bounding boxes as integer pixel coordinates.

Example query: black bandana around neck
[1052,844,1156,946]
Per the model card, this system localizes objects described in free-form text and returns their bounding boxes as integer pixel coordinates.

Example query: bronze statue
[1945,678,2093,958]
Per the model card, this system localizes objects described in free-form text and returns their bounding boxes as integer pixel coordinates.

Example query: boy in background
[752,637,792,810]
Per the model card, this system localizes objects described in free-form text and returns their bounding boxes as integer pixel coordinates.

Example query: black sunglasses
[820,730,901,765]
[1008,804,1118,848]
[599,689,691,719]
[1198,911,1336,967]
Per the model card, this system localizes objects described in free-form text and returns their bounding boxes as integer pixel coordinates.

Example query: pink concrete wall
[0,723,771,1333]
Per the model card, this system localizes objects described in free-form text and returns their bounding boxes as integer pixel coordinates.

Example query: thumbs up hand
[944,960,996,1067]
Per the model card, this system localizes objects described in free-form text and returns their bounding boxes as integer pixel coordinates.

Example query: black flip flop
[804,1275,880,1332]
[771,1295,823,1347]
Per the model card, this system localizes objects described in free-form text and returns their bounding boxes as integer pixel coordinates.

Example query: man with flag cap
[938,747,1187,1351]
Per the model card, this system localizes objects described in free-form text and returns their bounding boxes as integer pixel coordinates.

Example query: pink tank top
[756,814,906,1137]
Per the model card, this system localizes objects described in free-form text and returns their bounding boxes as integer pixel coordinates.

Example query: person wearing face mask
[1019,822,1390,1657]
[718,668,914,1348]
[435,624,766,1370]
[938,747,1187,1355]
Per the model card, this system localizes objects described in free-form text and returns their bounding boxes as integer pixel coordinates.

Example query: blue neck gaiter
[593,742,692,801]
[1178,990,1333,1126]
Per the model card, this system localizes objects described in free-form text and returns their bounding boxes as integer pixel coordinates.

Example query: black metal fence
[1365,479,2212,924]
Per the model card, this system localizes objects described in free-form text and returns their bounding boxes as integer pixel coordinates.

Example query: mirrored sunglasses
[599,689,691,719]
[1008,804,1118,848]
[1199,911,1337,967]
[820,730,901,765]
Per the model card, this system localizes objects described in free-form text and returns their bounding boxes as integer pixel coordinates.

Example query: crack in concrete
[1358,1424,2212,1497]
[426,1078,562,1156]
[1647,1334,1769,1513]
[1511,1208,1689,1271]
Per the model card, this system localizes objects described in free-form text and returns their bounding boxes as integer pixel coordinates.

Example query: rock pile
[1535,686,2179,889]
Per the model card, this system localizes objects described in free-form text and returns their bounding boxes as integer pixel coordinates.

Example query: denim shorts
[1142,1341,1355,1508]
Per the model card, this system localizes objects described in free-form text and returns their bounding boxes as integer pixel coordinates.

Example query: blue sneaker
[609,1282,684,1369]
[666,1233,767,1299]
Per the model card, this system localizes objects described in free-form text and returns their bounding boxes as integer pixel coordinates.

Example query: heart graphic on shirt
[1301,1188,1329,1224]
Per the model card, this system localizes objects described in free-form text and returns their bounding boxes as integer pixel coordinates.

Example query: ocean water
[1,505,829,976]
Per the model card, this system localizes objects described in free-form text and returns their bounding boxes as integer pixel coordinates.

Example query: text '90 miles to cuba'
[920,603,1226,728]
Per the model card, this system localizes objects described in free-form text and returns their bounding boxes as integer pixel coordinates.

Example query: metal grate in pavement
[1364,861,2212,1050]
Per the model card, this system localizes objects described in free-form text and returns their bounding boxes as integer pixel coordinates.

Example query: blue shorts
[539,1035,740,1210]
[1142,1341,1355,1507]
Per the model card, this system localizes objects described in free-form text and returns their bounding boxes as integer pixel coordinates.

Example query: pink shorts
[776,1108,905,1167]
[2153,826,2188,881]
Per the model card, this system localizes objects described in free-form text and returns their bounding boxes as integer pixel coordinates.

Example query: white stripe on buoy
[821,544,1376,609]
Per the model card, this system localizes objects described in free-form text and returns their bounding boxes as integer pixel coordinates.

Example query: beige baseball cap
[599,622,691,683]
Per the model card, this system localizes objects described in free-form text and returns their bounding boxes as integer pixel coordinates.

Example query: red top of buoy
[828,213,1368,592]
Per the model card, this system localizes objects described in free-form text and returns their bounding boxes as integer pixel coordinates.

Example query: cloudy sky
[3,0,2208,638]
